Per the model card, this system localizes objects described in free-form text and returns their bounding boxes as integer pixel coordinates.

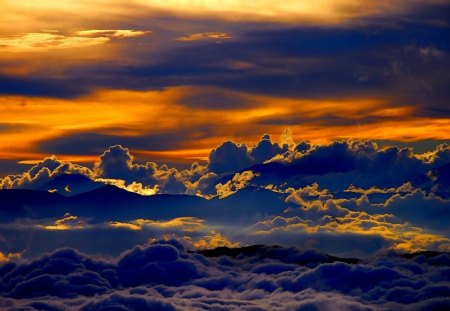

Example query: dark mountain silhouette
[196,245,361,265]
[0,185,289,224]
[39,173,103,196]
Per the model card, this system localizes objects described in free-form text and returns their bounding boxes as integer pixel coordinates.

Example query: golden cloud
[254,210,450,253]
[1,0,441,35]
[176,32,232,42]
[110,217,206,232]
[0,251,22,263]
[40,213,85,230]
[1,86,449,163]
[0,30,151,52]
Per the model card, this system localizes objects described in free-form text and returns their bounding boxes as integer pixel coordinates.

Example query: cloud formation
[176,32,232,42]
[0,30,151,52]
[1,241,449,310]
[1,137,450,262]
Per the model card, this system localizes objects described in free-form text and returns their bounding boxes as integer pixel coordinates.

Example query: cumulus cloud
[0,155,93,190]
[95,145,156,183]
[208,134,287,175]
[250,140,450,193]
[92,145,184,194]
[5,137,448,198]
[250,134,288,163]
[208,141,254,174]
[1,137,450,260]
[94,145,191,194]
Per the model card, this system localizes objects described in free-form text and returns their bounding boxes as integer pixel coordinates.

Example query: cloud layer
[1,241,450,310]
[1,137,449,260]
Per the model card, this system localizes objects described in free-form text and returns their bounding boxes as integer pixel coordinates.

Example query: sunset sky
[0,0,448,173]
[1,2,450,310]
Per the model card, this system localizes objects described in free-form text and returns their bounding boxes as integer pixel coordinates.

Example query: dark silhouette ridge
[39,173,103,196]
[195,245,361,266]
[0,185,287,224]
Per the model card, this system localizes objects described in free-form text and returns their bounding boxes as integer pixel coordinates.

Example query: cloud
[1,241,450,310]
[39,213,86,231]
[96,179,159,196]
[81,293,177,311]
[250,134,288,163]
[208,141,253,174]
[208,135,287,175]
[75,30,152,38]
[344,189,450,232]
[110,217,206,232]
[0,155,93,190]
[192,232,240,249]
[94,145,191,194]
[344,182,415,195]
[249,140,450,192]
[0,251,21,263]
[0,30,151,52]
[215,170,259,198]
[176,32,232,42]
[141,1,450,25]
[1,138,450,259]
[94,145,157,184]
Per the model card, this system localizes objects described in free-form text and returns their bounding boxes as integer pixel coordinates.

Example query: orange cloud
[110,217,206,232]
[0,251,21,263]
[39,213,85,230]
[0,30,151,53]
[1,86,449,164]
[193,232,240,249]
[1,0,438,30]
[176,32,232,42]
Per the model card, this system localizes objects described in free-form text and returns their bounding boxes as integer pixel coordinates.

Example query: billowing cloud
[208,141,254,174]
[0,155,93,190]
[95,145,157,184]
[208,134,287,175]
[1,241,450,310]
[1,137,450,261]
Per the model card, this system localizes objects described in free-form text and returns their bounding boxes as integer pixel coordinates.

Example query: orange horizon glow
[2,0,438,32]
[1,86,449,166]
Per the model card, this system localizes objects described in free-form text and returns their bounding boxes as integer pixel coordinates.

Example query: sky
[1,1,450,310]
[0,0,449,173]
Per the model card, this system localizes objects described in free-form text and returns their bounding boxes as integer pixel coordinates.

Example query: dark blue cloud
[117,243,204,287]
[208,141,253,174]
[0,76,90,98]
[95,145,157,184]
[81,294,176,311]
[1,242,449,310]
[249,141,448,191]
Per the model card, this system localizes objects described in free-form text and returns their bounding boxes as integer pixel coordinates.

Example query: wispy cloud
[0,29,151,52]
[176,32,232,42]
